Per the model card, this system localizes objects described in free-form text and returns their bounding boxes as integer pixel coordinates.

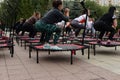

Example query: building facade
[90,0,120,6]
[63,0,120,6]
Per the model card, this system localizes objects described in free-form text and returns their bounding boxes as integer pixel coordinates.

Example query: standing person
[64,8,71,35]
[85,17,95,37]
[71,9,90,37]
[94,6,117,44]
[35,0,69,49]
[21,12,41,38]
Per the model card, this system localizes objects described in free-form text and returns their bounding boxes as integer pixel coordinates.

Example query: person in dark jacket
[94,6,117,43]
[14,18,26,35]
[21,12,41,38]
[35,0,69,49]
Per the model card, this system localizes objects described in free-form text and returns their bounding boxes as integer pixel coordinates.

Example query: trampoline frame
[29,43,90,64]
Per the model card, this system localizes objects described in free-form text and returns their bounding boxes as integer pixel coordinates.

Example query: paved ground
[0,40,120,80]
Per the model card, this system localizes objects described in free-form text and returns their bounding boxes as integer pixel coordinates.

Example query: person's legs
[53,27,61,44]
[20,23,27,36]
[35,20,47,43]
[16,28,20,35]
[94,21,104,31]
[15,24,22,35]
[99,30,106,40]
[94,21,107,40]
[21,28,25,36]
[44,24,61,44]
[91,27,95,36]
[40,32,46,43]
[65,27,71,34]
[71,20,85,37]
[108,27,115,40]
[75,28,81,37]
[85,28,90,35]
[42,24,53,43]
[44,31,52,43]
[29,26,37,38]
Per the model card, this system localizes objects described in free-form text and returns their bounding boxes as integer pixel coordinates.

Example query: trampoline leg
[9,47,11,54]
[71,51,73,65]
[21,40,22,47]
[36,50,39,63]
[88,47,90,59]
[16,37,19,45]
[11,46,14,57]
[18,39,19,45]
[29,47,32,58]
[24,41,26,50]
[93,45,96,56]
[16,37,18,44]
[48,51,50,55]
[82,49,84,55]
[72,50,76,55]
[115,46,117,50]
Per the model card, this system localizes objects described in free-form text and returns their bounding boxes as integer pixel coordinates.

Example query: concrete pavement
[0,41,120,80]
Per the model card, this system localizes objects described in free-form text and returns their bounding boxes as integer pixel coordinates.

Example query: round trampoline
[88,41,120,55]
[29,44,90,64]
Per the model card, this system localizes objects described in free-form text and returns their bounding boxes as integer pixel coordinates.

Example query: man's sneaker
[43,43,50,49]
[50,46,62,50]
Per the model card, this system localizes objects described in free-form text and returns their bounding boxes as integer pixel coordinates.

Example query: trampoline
[24,39,40,50]
[16,35,29,46]
[0,36,14,57]
[0,43,14,57]
[103,36,120,41]
[29,44,90,64]
[69,37,97,43]
[24,38,68,50]
[88,41,120,55]
[16,35,40,47]
[113,36,120,41]
[0,40,7,43]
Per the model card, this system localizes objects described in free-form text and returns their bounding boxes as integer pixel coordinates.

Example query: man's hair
[108,6,116,16]
[109,6,116,13]
[52,0,62,8]
[34,11,40,16]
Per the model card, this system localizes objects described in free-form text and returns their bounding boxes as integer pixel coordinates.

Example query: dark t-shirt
[100,13,114,27]
[41,8,69,24]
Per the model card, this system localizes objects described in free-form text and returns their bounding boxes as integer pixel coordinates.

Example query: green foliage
[0,0,53,27]
[0,0,119,29]
[85,0,109,19]
[63,0,109,20]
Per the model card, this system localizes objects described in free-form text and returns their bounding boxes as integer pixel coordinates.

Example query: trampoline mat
[0,43,8,48]
[34,44,86,51]
[27,39,40,43]
[20,37,40,41]
[74,38,97,41]
[89,41,120,47]
[0,40,6,43]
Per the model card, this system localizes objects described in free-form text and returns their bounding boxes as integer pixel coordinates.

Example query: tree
[0,0,53,26]
[85,0,108,20]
